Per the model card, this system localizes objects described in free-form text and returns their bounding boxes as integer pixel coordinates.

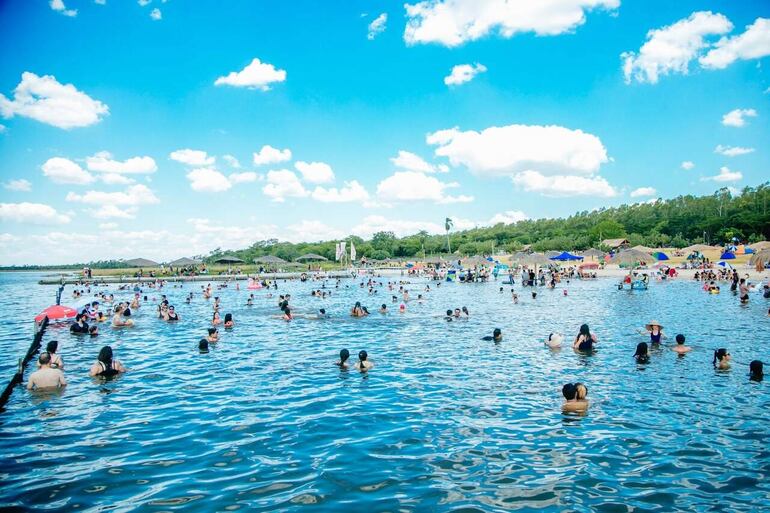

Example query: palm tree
[417,230,428,258]
[444,217,453,253]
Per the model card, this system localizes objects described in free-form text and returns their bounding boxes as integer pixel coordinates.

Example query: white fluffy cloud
[3,179,32,192]
[99,173,135,185]
[0,72,108,129]
[170,149,215,166]
[404,0,618,47]
[701,166,742,182]
[312,181,370,203]
[66,184,160,206]
[681,161,695,170]
[715,144,755,157]
[262,170,308,202]
[352,215,444,238]
[390,150,448,173]
[41,157,95,185]
[376,170,473,204]
[428,124,609,176]
[150,8,162,20]
[511,170,618,197]
[0,202,71,224]
[294,161,335,184]
[223,155,241,168]
[214,58,286,91]
[86,151,157,174]
[700,18,770,69]
[444,63,487,86]
[228,171,258,184]
[368,13,388,40]
[487,210,529,225]
[87,205,137,219]
[630,186,657,198]
[622,11,733,84]
[722,108,757,127]
[253,145,292,166]
[50,0,77,17]
[186,168,232,192]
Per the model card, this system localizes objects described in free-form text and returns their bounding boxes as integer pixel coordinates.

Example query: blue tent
[744,247,755,254]
[720,251,736,260]
[550,251,584,261]
[653,251,669,261]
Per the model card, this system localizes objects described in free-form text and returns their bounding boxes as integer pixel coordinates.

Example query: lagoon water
[0,271,768,512]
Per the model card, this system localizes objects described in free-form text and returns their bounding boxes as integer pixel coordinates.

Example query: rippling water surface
[1,271,768,512]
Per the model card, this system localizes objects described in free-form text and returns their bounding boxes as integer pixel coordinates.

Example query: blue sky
[1,0,769,264]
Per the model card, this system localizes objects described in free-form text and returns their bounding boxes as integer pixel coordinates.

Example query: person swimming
[70,313,89,334]
[462,306,469,317]
[224,313,234,328]
[112,305,134,327]
[641,320,664,344]
[199,338,210,353]
[379,304,387,314]
[545,333,563,348]
[634,342,650,362]
[713,348,731,370]
[282,307,293,321]
[672,334,691,354]
[749,360,764,381]
[562,382,589,413]
[27,352,67,390]
[573,324,596,352]
[89,346,126,377]
[166,305,180,321]
[337,349,350,369]
[212,311,222,325]
[355,350,373,372]
[89,325,99,337]
[45,340,64,369]
[351,301,366,317]
[207,327,219,343]
[481,328,502,342]
[445,309,453,321]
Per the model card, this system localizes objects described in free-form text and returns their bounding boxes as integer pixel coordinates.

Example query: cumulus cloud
[0,202,71,224]
[487,210,529,225]
[87,205,137,219]
[376,170,473,204]
[169,149,215,166]
[223,155,241,168]
[368,13,388,40]
[700,18,770,69]
[41,157,95,185]
[312,181,370,203]
[86,151,157,174]
[427,124,609,177]
[681,161,695,170]
[444,63,487,86]
[66,184,160,206]
[630,186,657,198]
[390,150,448,173]
[294,161,335,184]
[3,179,32,192]
[214,58,286,91]
[352,215,444,239]
[701,166,742,182]
[186,168,232,192]
[50,0,77,17]
[0,72,108,129]
[150,8,162,20]
[722,108,757,127]
[228,171,258,184]
[99,173,135,185]
[715,144,755,157]
[621,11,733,84]
[403,0,618,47]
[262,170,308,202]
[253,145,292,166]
[511,170,618,197]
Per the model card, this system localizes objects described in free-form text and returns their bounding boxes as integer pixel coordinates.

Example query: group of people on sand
[27,342,125,390]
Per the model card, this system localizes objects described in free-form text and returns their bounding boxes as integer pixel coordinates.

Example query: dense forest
[2,184,768,270]
[206,184,770,263]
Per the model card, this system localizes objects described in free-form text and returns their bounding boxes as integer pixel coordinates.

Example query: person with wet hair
[45,340,64,369]
[573,324,597,353]
[207,327,219,343]
[672,334,691,354]
[198,338,210,353]
[351,302,366,318]
[27,352,67,390]
[481,328,502,342]
[212,311,222,326]
[89,346,126,377]
[337,349,350,369]
[379,304,387,314]
[562,382,589,412]
[445,309,453,321]
[166,305,180,321]
[70,313,89,334]
[224,313,234,328]
[634,342,649,363]
[713,348,731,370]
[355,350,373,372]
[749,360,763,382]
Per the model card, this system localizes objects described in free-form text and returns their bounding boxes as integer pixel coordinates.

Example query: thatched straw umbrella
[295,253,328,262]
[169,257,202,266]
[124,258,159,267]
[609,249,654,267]
[580,248,605,261]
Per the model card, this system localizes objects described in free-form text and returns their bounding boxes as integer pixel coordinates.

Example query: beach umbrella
[719,251,736,260]
[682,244,714,253]
[544,250,560,258]
[652,251,669,261]
[295,253,328,262]
[749,249,770,265]
[124,258,159,267]
[580,248,605,260]
[549,251,584,261]
[169,257,202,266]
[461,256,488,267]
[214,255,245,264]
[717,261,734,269]
[520,253,552,266]
[748,241,770,251]
[35,305,77,323]
[254,255,287,264]
[422,255,445,264]
[609,249,654,266]
[631,245,657,253]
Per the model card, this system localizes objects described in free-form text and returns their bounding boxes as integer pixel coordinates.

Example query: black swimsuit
[97,361,119,378]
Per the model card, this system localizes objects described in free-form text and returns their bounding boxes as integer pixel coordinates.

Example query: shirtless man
[27,353,67,390]
[672,334,692,354]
